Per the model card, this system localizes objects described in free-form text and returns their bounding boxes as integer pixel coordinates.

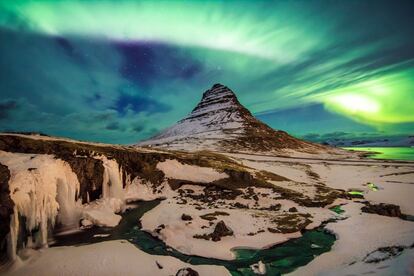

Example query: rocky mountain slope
[138,84,336,155]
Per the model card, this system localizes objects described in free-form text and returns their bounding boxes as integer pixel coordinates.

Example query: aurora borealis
[0,0,413,144]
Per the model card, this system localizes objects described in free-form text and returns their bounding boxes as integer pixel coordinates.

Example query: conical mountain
[138,84,328,154]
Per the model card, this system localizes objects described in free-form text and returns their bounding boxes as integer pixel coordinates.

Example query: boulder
[361,203,401,217]
[211,220,233,241]
[181,214,193,221]
[288,207,298,212]
[176,267,199,276]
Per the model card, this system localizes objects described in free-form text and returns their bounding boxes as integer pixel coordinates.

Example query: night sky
[1,1,413,144]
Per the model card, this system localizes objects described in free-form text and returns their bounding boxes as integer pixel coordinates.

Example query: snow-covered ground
[141,199,312,260]
[4,240,229,276]
[288,203,414,276]
[1,137,413,275]
[157,159,228,183]
[227,152,414,275]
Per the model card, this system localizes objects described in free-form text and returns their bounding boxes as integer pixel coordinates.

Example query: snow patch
[156,159,228,183]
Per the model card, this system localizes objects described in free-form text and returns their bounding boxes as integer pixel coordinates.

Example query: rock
[233,202,249,209]
[211,220,233,241]
[267,227,280,233]
[288,207,298,212]
[361,203,402,217]
[200,211,229,221]
[155,224,166,234]
[64,156,104,203]
[176,267,199,276]
[80,219,93,228]
[193,234,210,240]
[155,261,163,269]
[194,220,234,241]
[268,204,282,211]
[181,214,193,221]
[363,246,405,263]
[0,163,13,260]
[250,261,266,275]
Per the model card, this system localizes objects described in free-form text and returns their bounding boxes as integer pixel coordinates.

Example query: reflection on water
[344,147,414,161]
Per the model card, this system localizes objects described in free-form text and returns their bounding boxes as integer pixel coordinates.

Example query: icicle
[7,206,19,261]
[97,156,124,200]
[0,152,82,259]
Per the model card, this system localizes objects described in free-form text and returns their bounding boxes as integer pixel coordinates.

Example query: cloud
[113,93,171,116]
[105,122,121,131]
[0,99,18,120]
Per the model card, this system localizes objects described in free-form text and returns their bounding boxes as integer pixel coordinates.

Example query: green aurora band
[0,0,413,143]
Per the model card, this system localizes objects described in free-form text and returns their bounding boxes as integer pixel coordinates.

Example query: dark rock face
[63,156,104,203]
[0,163,13,261]
[181,214,192,221]
[199,211,229,221]
[361,203,402,217]
[268,214,312,234]
[193,220,233,242]
[268,204,282,211]
[0,135,168,202]
[288,207,298,212]
[176,267,199,276]
[211,220,233,241]
[363,246,406,263]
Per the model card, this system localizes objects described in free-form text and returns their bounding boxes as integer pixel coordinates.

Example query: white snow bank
[288,202,414,276]
[156,159,228,183]
[141,200,303,260]
[124,178,161,202]
[6,240,230,276]
[311,163,414,214]
[81,198,123,227]
[326,248,414,276]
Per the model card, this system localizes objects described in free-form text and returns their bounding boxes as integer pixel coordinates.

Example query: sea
[343,147,414,161]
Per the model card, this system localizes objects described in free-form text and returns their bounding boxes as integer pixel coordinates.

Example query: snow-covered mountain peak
[188,83,246,118]
[137,84,330,154]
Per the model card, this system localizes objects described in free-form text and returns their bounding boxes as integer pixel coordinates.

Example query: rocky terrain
[0,84,413,275]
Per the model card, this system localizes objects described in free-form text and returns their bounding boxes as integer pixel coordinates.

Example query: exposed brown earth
[361,202,402,217]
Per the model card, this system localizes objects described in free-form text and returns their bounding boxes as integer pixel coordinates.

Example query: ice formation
[0,151,139,261]
[0,151,81,260]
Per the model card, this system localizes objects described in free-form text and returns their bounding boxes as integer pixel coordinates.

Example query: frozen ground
[227,152,414,275]
[4,240,229,276]
[1,136,413,275]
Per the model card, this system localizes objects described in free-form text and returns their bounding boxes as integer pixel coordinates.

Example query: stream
[52,200,336,276]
